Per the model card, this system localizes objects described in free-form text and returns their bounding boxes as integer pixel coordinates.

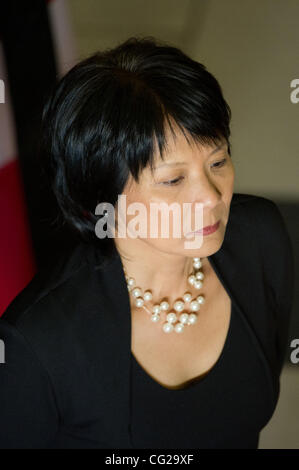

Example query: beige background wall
[67,0,299,201]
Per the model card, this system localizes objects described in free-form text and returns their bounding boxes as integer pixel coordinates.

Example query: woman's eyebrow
[153,161,187,170]
[153,143,226,170]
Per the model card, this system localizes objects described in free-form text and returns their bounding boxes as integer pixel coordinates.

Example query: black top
[130,300,274,449]
[0,193,295,448]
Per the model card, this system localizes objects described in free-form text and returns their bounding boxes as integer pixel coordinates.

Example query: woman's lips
[187,220,220,236]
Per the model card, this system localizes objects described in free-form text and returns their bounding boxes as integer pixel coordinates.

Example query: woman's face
[115,125,235,260]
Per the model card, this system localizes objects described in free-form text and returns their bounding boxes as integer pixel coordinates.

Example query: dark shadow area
[275,200,299,363]
[0,0,78,270]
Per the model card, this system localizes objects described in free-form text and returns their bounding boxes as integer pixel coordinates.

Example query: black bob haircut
[39,36,232,259]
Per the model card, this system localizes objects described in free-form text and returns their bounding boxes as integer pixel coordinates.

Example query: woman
[0,36,294,449]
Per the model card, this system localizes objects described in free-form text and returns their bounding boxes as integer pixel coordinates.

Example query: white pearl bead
[194,280,202,289]
[152,305,161,314]
[135,297,144,307]
[188,313,197,325]
[196,272,204,280]
[193,262,202,269]
[143,291,152,301]
[174,301,184,312]
[183,292,192,303]
[190,300,200,311]
[163,322,174,333]
[132,287,142,298]
[160,301,169,311]
[151,314,160,322]
[125,260,204,334]
[166,312,177,323]
[179,313,189,324]
[174,322,184,333]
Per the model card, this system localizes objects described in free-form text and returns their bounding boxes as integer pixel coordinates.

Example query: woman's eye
[160,159,227,186]
[212,158,227,169]
[161,176,184,186]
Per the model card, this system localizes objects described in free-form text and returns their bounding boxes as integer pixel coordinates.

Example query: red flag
[0,42,36,315]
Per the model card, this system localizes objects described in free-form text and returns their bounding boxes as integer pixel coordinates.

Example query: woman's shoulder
[0,241,106,333]
[231,191,281,214]
[228,193,294,377]
[231,191,294,307]
[230,191,293,266]
[230,192,290,240]
[0,240,117,381]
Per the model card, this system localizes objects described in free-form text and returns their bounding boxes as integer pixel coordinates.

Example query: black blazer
[0,193,295,449]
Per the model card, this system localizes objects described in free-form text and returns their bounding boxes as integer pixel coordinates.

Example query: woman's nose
[192,176,222,210]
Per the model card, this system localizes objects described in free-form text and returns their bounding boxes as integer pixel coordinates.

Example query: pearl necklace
[124,257,205,334]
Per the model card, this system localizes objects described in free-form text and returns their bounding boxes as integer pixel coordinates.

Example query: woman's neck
[115,239,211,304]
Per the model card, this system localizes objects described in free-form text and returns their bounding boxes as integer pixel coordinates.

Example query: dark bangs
[39,36,232,257]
